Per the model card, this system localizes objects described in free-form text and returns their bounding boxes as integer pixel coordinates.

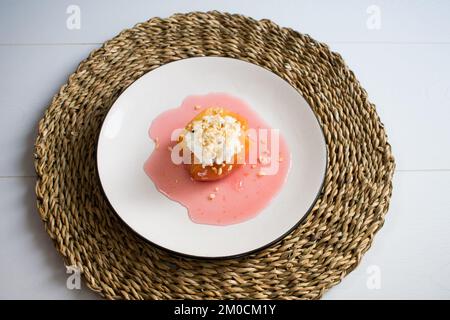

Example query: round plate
[97,57,327,259]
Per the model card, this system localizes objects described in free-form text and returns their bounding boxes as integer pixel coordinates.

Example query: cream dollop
[183,110,243,167]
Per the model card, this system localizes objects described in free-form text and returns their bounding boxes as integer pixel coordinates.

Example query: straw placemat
[34,11,395,299]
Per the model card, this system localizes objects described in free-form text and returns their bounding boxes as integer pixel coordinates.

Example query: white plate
[97,57,327,259]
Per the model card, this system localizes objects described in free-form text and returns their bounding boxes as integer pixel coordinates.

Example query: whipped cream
[183,109,243,167]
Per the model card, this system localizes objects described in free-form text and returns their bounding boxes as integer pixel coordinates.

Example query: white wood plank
[0,44,99,176]
[324,171,450,299]
[0,172,448,299]
[0,0,449,45]
[0,178,98,299]
[330,43,450,171]
[0,0,448,301]
[2,43,449,176]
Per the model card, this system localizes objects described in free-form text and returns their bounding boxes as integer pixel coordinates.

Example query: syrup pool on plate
[144,93,291,226]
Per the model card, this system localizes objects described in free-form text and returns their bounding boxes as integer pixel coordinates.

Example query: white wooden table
[1,0,449,299]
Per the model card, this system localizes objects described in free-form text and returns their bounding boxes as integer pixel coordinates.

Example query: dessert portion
[180,107,249,181]
[144,93,291,226]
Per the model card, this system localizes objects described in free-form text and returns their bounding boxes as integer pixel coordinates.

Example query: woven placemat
[34,11,395,299]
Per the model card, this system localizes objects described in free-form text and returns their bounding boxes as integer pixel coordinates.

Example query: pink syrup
[144,93,291,226]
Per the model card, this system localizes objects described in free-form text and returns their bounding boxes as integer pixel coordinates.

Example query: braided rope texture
[34,11,395,299]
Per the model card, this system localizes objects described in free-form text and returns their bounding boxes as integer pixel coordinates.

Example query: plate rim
[96,56,328,260]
